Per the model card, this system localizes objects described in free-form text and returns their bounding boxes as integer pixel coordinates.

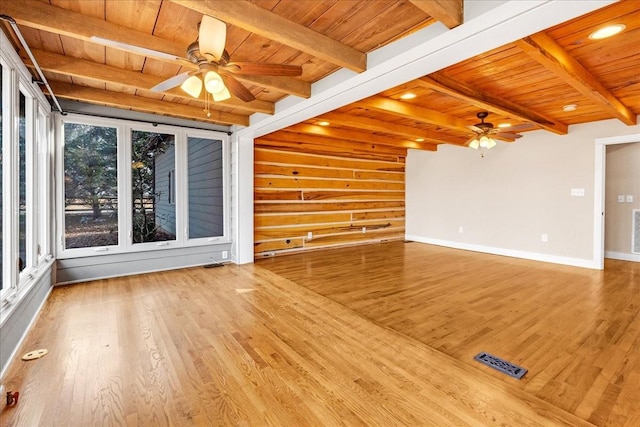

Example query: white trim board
[406,235,597,269]
[594,133,640,270]
[605,251,640,262]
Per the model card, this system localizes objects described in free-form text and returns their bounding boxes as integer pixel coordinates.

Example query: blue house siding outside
[154,142,176,236]
[188,137,224,239]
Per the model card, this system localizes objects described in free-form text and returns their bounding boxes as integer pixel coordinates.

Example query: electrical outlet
[307,231,313,240]
[458,226,464,234]
[362,227,366,233]
[221,251,228,259]
[541,234,548,242]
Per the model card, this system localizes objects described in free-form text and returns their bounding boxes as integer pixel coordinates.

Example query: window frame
[184,130,230,244]
[1,48,52,304]
[56,114,231,259]
[0,57,11,298]
[18,85,37,280]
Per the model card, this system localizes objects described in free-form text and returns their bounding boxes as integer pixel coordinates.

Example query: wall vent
[633,209,640,254]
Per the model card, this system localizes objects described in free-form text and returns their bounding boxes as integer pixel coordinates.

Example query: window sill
[56,238,232,260]
[0,255,55,328]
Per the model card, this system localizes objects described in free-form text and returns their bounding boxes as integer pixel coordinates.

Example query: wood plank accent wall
[254,137,407,257]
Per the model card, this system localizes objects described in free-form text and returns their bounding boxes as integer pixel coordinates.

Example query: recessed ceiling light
[589,24,626,40]
[317,121,330,126]
[498,123,511,128]
[415,138,425,142]
[400,93,417,100]
[563,104,577,112]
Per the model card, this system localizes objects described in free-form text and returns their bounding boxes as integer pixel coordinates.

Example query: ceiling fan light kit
[468,135,497,150]
[466,111,526,150]
[181,75,203,98]
[143,14,302,110]
[199,15,227,62]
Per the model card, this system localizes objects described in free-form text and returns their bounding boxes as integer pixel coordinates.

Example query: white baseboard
[405,235,598,269]
[605,251,640,262]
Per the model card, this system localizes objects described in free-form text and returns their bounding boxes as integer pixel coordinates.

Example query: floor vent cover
[474,352,527,379]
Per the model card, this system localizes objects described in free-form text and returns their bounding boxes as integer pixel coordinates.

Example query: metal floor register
[474,351,528,379]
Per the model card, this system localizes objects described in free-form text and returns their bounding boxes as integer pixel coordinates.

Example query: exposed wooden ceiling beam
[237,74,310,99]
[170,0,367,73]
[318,111,468,145]
[408,0,463,29]
[3,1,310,99]
[25,49,274,115]
[355,96,471,133]
[47,81,249,126]
[516,32,636,126]
[284,124,437,151]
[2,1,186,63]
[417,75,568,135]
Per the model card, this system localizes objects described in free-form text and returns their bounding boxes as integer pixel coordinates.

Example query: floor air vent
[474,352,527,379]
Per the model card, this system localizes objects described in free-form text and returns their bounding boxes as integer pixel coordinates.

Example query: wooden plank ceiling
[1,0,639,149]
[1,0,455,126]
[280,0,639,154]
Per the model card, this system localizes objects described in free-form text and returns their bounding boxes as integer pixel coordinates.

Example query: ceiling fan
[98,15,303,103]
[466,112,531,149]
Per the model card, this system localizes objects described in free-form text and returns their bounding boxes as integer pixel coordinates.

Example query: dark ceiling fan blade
[495,132,523,139]
[151,72,193,92]
[220,73,256,102]
[222,62,303,76]
[467,125,483,132]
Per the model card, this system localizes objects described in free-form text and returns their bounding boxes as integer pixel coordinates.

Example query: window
[37,107,50,263]
[58,115,229,258]
[63,122,118,249]
[1,49,52,301]
[188,136,224,239]
[131,130,176,244]
[18,91,27,273]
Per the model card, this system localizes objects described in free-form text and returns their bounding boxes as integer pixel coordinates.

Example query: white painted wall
[406,119,640,268]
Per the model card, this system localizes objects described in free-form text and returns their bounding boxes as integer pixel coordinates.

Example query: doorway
[594,134,640,269]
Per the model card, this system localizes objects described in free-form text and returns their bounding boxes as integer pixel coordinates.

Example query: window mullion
[54,114,65,256]
[120,124,131,250]
[175,131,187,245]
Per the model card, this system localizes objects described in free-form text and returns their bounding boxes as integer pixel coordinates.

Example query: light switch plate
[627,195,634,203]
[618,195,625,203]
[571,188,585,197]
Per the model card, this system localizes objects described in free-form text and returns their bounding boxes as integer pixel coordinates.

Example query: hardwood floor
[259,241,640,426]
[1,242,637,426]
